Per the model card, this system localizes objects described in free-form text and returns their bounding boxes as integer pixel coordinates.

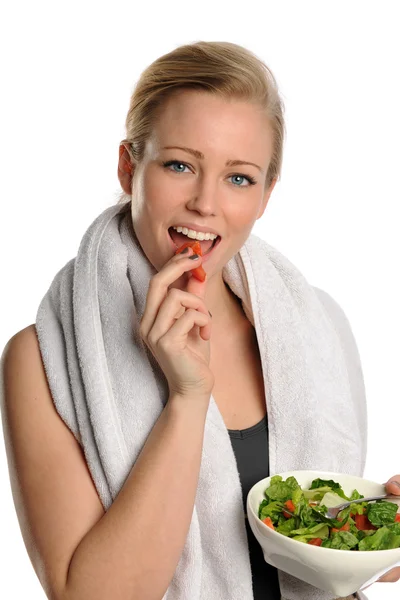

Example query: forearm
[63,394,210,600]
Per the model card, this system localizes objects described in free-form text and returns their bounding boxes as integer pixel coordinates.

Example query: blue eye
[162,160,257,187]
[162,160,190,174]
[230,175,251,187]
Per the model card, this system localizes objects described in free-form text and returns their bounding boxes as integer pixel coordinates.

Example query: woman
[1,41,399,600]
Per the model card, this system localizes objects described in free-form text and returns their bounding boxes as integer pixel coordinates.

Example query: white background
[1,1,399,598]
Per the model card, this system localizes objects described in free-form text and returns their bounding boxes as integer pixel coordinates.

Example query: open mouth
[168,227,221,255]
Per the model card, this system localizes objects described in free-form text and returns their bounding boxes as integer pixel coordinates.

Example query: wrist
[167,392,211,417]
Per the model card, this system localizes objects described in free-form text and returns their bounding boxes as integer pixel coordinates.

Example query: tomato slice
[262,517,275,530]
[395,514,400,523]
[175,240,202,254]
[355,514,378,531]
[283,499,295,518]
[174,241,206,282]
[308,538,323,546]
[332,521,350,534]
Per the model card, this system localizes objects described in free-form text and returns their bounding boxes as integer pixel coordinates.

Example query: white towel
[36,203,367,600]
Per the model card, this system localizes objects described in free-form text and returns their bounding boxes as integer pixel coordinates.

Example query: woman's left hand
[364,476,400,587]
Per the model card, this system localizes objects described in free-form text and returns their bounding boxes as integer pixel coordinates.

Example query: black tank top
[228,415,281,600]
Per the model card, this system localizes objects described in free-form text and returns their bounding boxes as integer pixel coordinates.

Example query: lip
[170,223,221,237]
[167,230,222,262]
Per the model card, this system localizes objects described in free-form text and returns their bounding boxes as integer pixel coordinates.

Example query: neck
[205,277,247,331]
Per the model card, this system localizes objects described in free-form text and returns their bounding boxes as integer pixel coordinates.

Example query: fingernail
[391,481,400,489]
[181,247,189,254]
[189,254,199,260]
[208,311,212,317]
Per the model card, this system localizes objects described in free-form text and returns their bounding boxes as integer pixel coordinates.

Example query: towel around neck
[36,204,366,600]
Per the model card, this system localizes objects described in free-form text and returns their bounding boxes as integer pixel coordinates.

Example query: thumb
[385,476,400,495]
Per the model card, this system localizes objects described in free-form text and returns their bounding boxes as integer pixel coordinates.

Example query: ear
[257,177,277,219]
[118,143,135,195]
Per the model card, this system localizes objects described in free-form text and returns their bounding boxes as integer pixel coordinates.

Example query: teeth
[172,226,218,241]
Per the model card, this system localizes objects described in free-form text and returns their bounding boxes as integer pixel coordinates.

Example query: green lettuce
[322,531,359,550]
[358,526,400,551]
[259,500,286,523]
[366,501,399,527]
[264,477,299,503]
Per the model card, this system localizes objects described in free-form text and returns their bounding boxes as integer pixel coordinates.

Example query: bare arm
[1,325,210,600]
[66,392,209,600]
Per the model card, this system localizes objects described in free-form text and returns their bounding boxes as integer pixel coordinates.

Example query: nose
[185,175,218,215]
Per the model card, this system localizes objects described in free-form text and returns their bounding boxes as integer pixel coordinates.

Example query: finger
[377,566,400,583]
[173,246,208,300]
[140,250,199,337]
[158,308,210,351]
[147,288,211,346]
[184,260,208,300]
[384,476,400,495]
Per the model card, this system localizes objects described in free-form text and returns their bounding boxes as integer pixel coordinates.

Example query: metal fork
[324,494,400,519]
[283,494,400,520]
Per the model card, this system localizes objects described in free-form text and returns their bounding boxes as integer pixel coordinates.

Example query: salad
[258,475,400,550]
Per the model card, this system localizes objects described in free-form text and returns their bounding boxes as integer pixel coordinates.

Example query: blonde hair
[117,41,285,207]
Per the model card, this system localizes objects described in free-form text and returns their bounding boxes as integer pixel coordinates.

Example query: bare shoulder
[1,325,105,599]
[1,323,38,364]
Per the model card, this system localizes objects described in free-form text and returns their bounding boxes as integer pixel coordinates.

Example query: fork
[283,494,400,520]
[324,494,400,519]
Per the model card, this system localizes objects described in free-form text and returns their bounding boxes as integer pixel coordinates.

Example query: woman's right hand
[139,247,215,399]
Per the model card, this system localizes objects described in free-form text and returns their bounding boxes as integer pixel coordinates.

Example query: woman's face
[120,90,276,278]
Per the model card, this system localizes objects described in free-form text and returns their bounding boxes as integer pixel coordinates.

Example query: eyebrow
[161,146,263,173]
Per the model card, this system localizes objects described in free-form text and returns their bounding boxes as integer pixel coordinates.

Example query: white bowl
[247,470,400,597]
